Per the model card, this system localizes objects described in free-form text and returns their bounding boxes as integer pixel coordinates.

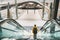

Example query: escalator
[38,19,60,40]
[0,19,31,40]
[1,19,60,40]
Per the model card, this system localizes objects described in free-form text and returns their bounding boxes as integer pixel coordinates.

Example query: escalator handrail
[42,20,55,31]
[54,30,60,33]
[1,26,17,32]
[55,19,60,25]
[0,19,25,30]
[41,19,60,32]
[40,20,50,30]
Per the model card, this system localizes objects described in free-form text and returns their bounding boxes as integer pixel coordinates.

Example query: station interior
[0,0,60,40]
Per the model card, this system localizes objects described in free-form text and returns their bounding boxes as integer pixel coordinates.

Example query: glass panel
[37,19,59,39]
[0,19,31,40]
[1,20,24,30]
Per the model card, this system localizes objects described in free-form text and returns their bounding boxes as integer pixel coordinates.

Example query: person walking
[32,24,39,40]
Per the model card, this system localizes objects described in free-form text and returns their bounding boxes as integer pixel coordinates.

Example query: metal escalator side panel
[40,20,51,31]
[0,19,25,30]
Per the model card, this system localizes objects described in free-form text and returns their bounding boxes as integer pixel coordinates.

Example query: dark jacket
[32,26,38,34]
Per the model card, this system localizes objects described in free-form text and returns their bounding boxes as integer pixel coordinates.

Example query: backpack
[33,28,37,34]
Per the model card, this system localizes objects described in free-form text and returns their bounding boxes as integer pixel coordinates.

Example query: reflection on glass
[0,19,30,40]
[37,19,60,40]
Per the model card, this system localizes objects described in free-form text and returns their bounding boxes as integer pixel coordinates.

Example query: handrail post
[50,2,53,20]
[42,0,45,20]
[7,3,12,19]
[15,0,18,19]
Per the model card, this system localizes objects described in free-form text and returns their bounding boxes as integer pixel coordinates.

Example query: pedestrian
[32,24,39,40]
